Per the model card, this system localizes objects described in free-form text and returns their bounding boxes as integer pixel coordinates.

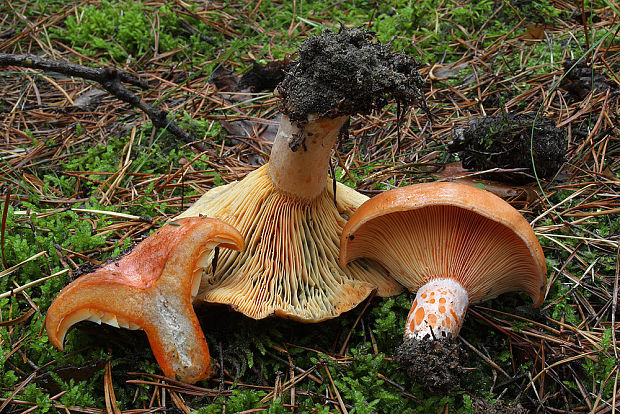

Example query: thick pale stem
[405,278,469,340]
[268,115,348,200]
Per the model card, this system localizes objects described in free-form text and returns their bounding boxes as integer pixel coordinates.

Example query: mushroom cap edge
[339,181,547,307]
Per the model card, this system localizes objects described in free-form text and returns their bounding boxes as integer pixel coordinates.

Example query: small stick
[612,246,619,361]
[377,373,422,402]
[338,291,376,355]
[323,366,348,414]
[330,158,337,207]
[1,187,11,269]
[396,100,402,155]
[0,372,36,413]
[0,269,67,299]
[0,53,205,150]
[460,337,511,379]
[0,251,47,279]
[287,350,296,412]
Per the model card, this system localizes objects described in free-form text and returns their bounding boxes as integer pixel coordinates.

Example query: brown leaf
[525,23,546,40]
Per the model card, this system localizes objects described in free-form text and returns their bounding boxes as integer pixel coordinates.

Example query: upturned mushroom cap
[178,164,403,322]
[45,217,244,383]
[339,181,546,306]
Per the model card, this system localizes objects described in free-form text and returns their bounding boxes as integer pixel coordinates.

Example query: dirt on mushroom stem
[276,27,425,149]
[396,278,470,394]
[395,336,465,394]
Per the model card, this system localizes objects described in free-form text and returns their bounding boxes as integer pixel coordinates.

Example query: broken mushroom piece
[177,28,425,321]
[45,217,244,383]
[339,181,546,391]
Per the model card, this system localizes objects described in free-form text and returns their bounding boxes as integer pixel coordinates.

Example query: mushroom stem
[268,115,347,201]
[405,278,469,340]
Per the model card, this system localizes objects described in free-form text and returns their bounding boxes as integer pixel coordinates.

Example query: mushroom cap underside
[340,181,546,306]
[178,164,404,322]
[45,217,244,383]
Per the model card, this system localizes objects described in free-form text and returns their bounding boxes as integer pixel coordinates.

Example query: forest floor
[0,0,619,413]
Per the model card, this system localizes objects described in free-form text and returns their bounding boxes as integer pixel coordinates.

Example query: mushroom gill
[339,181,546,391]
[178,164,395,322]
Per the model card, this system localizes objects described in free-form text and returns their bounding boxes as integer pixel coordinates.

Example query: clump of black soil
[471,397,528,414]
[276,27,425,124]
[449,112,566,183]
[238,60,288,92]
[395,336,464,394]
[561,59,614,100]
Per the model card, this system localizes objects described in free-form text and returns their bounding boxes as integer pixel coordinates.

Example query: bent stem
[405,278,469,340]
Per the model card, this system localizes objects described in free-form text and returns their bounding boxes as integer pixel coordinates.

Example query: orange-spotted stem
[404,278,469,340]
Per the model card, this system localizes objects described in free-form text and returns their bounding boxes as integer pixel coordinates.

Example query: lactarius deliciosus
[177,28,425,321]
[339,181,546,391]
[46,217,244,383]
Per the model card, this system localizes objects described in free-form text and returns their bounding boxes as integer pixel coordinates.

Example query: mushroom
[176,28,425,321]
[45,217,244,383]
[339,181,546,391]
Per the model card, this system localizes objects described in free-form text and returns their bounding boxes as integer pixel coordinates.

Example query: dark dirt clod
[210,65,239,91]
[449,112,566,183]
[276,27,425,125]
[395,336,464,394]
[471,396,528,414]
[561,59,614,100]
[238,60,288,92]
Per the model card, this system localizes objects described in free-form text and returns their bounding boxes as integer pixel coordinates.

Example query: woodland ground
[0,0,619,413]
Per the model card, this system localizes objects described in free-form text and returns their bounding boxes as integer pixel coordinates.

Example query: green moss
[50,1,220,64]
[2,0,615,411]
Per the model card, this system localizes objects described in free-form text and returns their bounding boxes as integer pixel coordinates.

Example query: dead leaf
[525,23,546,40]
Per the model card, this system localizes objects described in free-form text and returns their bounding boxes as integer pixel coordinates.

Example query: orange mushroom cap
[340,181,546,307]
[45,217,244,383]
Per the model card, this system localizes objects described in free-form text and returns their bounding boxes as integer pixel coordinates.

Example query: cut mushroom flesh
[45,217,244,383]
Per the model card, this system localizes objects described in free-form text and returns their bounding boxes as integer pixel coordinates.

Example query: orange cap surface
[45,217,244,383]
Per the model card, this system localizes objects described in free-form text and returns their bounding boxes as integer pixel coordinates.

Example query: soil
[276,27,425,125]
[394,336,464,394]
[561,59,614,100]
[471,397,528,414]
[450,112,566,183]
[238,60,288,92]
[210,60,288,93]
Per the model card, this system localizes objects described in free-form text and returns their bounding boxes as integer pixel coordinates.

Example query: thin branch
[0,53,207,150]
